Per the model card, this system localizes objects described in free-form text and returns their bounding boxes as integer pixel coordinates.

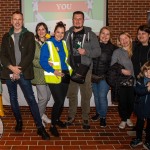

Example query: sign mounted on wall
[21,0,108,35]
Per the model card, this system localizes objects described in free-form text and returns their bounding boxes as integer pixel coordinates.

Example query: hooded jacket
[0,27,35,79]
[64,26,101,68]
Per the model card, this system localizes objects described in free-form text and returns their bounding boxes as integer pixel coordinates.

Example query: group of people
[0,10,150,149]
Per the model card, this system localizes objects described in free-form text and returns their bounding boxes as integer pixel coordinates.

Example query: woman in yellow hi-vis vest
[40,21,72,137]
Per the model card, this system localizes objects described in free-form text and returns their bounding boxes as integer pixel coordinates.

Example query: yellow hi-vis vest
[44,40,72,84]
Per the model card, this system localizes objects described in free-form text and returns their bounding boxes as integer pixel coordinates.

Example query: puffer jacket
[134,77,150,119]
[92,41,117,76]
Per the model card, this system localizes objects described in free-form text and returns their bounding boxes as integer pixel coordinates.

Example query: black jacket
[132,42,150,79]
[134,77,150,119]
[92,41,117,76]
[0,27,35,79]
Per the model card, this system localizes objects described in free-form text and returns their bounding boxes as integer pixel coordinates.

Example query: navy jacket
[134,77,150,119]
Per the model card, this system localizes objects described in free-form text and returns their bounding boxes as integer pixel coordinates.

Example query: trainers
[42,114,51,124]
[119,121,126,129]
[37,126,50,140]
[127,119,134,127]
[130,138,142,148]
[56,120,66,128]
[100,118,106,127]
[82,120,90,129]
[143,141,150,150]
[91,113,100,121]
[50,126,59,137]
[65,117,74,126]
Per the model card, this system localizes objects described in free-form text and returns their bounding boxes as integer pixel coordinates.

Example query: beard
[74,26,83,29]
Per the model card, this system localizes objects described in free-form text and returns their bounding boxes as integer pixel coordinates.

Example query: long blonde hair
[138,61,150,78]
[117,32,133,58]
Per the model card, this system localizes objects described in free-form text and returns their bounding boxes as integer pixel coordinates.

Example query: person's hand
[8,65,22,75]
[147,85,150,92]
[77,48,86,55]
[48,61,53,66]
[146,82,150,87]
[54,70,64,77]
[12,73,20,80]
[121,69,131,76]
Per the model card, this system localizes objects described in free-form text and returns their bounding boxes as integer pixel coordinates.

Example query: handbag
[91,74,105,83]
[119,75,134,87]
[61,70,70,84]
[71,64,89,84]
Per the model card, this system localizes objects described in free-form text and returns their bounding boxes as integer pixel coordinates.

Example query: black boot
[15,120,23,132]
[50,126,59,137]
[37,126,50,140]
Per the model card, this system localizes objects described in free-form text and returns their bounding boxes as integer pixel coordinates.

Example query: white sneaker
[42,121,46,127]
[42,114,51,124]
[119,121,126,129]
[127,119,133,127]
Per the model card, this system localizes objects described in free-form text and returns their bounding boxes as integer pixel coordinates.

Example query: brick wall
[0,0,150,43]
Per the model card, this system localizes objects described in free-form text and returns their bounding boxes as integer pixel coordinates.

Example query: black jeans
[48,82,69,125]
[136,118,150,141]
[118,86,134,121]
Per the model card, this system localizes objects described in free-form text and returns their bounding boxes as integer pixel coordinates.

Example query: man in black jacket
[0,11,49,140]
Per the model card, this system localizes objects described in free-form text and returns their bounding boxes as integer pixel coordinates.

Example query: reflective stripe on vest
[44,40,72,84]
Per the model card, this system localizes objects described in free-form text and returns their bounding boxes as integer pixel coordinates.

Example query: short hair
[54,21,66,32]
[35,22,48,41]
[138,61,150,78]
[137,24,150,34]
[73,11,84,20]
[12,11,23,17]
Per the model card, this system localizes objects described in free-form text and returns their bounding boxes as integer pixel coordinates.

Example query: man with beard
[64,11,101,129]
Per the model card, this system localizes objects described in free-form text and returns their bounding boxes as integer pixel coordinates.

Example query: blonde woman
[91,26,117,127]
[111,32,135,129]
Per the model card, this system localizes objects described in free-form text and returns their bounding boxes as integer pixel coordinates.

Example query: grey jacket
[111,47,134,76]
[64,26,101,68]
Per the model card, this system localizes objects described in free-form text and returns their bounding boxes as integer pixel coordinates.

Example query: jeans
[6,74,42,127]
[92,79,109,118]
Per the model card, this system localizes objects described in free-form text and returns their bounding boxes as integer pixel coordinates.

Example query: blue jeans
[92,79,109,118]
[6,74,42,127]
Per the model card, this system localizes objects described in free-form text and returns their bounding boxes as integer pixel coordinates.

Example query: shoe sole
[91,118,100,121]
[119,126,125,129]
[37,132,50,140]
[143,144,150,150]
[130,142,143,148]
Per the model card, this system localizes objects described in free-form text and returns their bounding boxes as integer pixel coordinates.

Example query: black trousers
[136,118,150,142]
[118,86,134,121]
[49,82,69,125]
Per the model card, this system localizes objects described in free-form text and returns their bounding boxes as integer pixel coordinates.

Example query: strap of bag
[69,36,76,70]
